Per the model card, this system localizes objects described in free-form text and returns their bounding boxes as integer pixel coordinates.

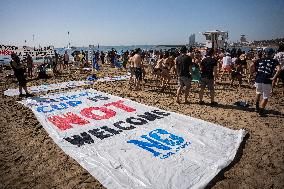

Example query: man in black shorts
[199,49,218,106]
[175,46,193,103]
[133,48,143,90]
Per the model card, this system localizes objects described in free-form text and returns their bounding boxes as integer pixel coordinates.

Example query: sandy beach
[0,64,283,189]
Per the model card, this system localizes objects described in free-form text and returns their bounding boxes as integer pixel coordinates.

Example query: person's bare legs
[184,85,190,103]
[258,98,268,116]
[260,99,268,109]
[199,86,205,103]
[219,70,225,82]
[176,86,182,103]
[19,86,30,97]
[230,77,234,87]
[136,79,141,90]
[19,86,23,95]
[23,86,29,94]
[255,93,261,111]
[210,89,215,103]
[238,76,242,88]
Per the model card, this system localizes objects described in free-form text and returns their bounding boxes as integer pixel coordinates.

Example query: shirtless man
[133,48,143,90]
[63,51,69,69]
[161,51,172,88]
[153,54,164,80]
[128,51,135,88]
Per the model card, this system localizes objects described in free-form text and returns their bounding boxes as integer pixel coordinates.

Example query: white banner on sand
[20,89,246,189]
[4,75,130,96]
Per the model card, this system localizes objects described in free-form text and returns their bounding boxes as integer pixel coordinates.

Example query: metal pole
[67,31,70,48]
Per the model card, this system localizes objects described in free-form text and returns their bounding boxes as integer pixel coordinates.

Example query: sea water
[0,45,278,65]
[55,45,168,55]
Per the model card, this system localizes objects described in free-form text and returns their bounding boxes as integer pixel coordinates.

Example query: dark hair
[164,51,169,58]
[278,43,284,52]
[11,53,21,63]
[130,51,136,56]
[257,51,263,58]
[206,48,214,56]
[135,48,141,54]
[180,46,187,53]
[264,48,274,55]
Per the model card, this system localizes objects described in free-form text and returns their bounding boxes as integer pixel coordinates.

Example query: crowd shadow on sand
[145,84,283,118]
[188,101,283,118]
[205,133,250,189]
[215,103,284,118]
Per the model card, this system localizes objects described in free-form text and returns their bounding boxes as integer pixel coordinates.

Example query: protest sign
[0,44,55,59]
[21,89,246,189]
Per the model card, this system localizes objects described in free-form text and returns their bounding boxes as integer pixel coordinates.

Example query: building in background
[188,34,196,47]
[202,30,228,50]
[240,34,249,45]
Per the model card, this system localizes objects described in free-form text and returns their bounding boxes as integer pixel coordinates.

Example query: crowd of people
[106,44,283,117]
[7,43,284,116]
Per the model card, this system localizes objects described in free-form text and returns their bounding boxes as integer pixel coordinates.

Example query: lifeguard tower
[202,30,228,50]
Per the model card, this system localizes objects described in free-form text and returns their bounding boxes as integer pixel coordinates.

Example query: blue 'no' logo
[127,129,190,159]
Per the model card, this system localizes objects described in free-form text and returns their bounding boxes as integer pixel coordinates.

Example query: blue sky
[0,0,283,47]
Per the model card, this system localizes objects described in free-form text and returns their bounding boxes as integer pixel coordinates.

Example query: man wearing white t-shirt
[220,52,232,81]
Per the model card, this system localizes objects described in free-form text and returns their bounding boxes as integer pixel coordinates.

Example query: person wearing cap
[254,48,281,116]
[175,46,193,104]
[199,48,218,106]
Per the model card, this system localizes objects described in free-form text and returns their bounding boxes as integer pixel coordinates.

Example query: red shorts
[222,65,232,72]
